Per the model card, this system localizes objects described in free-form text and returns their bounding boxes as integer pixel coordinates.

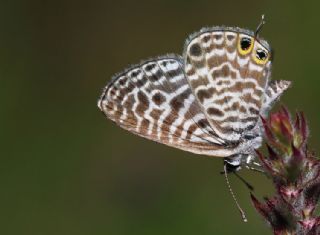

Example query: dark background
[2,0,319,234]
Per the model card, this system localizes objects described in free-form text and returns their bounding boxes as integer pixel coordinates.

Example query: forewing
[98,56,233,156]
[184,28,272,142]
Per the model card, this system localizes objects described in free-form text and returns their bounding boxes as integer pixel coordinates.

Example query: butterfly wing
[261,79,291,116]
[184,28,272,143]
[98,56,238,156]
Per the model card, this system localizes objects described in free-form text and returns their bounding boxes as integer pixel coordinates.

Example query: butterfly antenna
[223,164,248,222]
[255,14,266,38]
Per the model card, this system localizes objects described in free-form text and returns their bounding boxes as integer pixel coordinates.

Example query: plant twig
[251,108,320,235]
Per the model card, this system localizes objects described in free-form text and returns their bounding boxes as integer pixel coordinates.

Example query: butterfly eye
[256,49,268,61]
[240,37,252,51]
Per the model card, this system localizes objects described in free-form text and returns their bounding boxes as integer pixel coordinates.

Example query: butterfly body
[98,26,290,170]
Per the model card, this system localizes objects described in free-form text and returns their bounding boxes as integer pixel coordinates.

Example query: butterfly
[97,16,291,221]
[98,17,289,167]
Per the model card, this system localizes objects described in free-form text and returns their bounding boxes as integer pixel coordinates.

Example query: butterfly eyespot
[254,48,269,64]
[241,38,251,50]
[256,49,268,60]
[238,36,254,55]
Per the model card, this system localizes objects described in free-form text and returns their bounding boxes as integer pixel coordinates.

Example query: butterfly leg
[251,161,261,167]
[244,165,265,174]
[233,171,254,191]
[244,157,265,174]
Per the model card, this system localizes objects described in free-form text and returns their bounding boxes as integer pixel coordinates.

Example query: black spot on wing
[189,43,202,57]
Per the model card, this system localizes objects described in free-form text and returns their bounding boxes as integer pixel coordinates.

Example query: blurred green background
[1,0,319,234]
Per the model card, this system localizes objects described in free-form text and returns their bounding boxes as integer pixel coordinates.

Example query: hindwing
[184,28,272,142]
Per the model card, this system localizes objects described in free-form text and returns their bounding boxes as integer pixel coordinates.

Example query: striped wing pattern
[184,29,272,143]
[98,56,237,156]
